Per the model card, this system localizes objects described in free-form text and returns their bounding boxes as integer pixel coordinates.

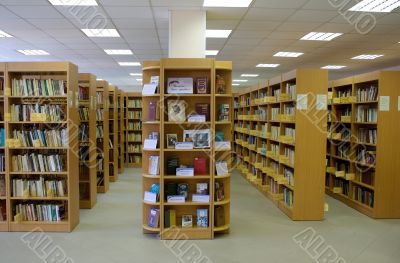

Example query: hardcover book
[218,104,230,121]
[148,156,160,175]
[195,103,210,121]
[196,77,208,94]
[177,183,189,201]
[168,100,186,122]
[167,78,193,94]
[196,183,208,194]
[194,157,207,175]
[197,209,208,228]
[215,181,225,201]
[148,101,159,121]
[182,215,193,228]
[216,161,228,176]
[164,209,176,228]
[214,206,225,227]
[147,208,160,228]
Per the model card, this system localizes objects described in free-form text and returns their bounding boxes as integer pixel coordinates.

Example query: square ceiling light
[203,0,253,7]
[119,62,141,66]
[349,0,400,12]
[321,65,347,69]
[0,30,13,37]
[256,64,280,68]
[49,0,98,5]
[301,32,342,41]
[105,49,133,55]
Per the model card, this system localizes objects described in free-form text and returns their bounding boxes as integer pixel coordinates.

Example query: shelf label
[296,94,308,110]
[379,96,390,112]
[316,94,327,111]
[33,139,41,148]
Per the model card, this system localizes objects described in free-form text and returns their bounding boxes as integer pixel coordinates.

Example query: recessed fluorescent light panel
[301,32,342,41]
[82,29,120,37]
[351,54,383,60]
[129,73,142,76]
[349,0,400,12]
[256,64,280,68]
[232,84,241,86]
[17,50,49,56]
[0,30,13,37]
[206,30,232,38]
[321,65,347,69]
[118,62,141,66]
[241,74,259,77]
[205,50,219,56]
[203,0,253,7]
[274,52,303,57]
[136,79,143,82]
[97,79,103,81]
[233,79,248,82]
[49,0,98,5]
[105,49,133,55]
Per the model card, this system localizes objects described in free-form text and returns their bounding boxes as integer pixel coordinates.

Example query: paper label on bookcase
[379,96,390,112]
[316,94,327,111]
[23,189,29,198]
[5,87,11,96]
[296,94,308,110]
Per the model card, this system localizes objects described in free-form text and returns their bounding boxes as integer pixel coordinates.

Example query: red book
[194,157,206,175]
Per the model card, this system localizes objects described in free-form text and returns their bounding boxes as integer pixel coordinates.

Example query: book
[192,194,210,203]
[195,103,210,121]
[166,157,179,175]
[147,208,160,228]
[183,129,210,149]
[165,183,177,199]
[215,131,225,142]
[196,183,208,194]
[148,156,160,175]
[0,128,4,147]
[215,181,225,201]
[197,209,208,228]
[176,168,194,176]
[168,100,186,122]
[164,209,176,228]
[175,142,194,149]
[216,161,228,176]
[167,195,185,203]
[0,176,5,196]
[148,101,159,121]
[214,206,225,227]
[187,115,206,122]
[218,104,229,121]
[182,215,193,228]
[194,157,206,175]
[14,203,65,222]
[177,183,189,201]
[167,78,193,94]
[196,77,208,94]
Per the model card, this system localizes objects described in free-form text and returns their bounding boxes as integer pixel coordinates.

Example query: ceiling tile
[288,10,338,22]
[245,8,296,21]
[7,6,64,19]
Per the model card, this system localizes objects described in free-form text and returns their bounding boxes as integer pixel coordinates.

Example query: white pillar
[169,10,206,58]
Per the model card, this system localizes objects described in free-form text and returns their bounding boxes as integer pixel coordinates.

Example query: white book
[148,156,160,175]
[216,161,229,176]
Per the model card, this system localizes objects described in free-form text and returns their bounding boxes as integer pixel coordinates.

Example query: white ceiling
[0,0,399,91]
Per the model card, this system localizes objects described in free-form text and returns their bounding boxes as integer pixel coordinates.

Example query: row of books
[337,144,350,158]
[127,99,142,108]
[96,92,104,104]
[78,86,89,100]
[283,105,295,116]
[127,111,142,119]
[356,148,376,165]
[355,106,377,123]
[78,124,89,141]
[336,107,351,118]
[271,126,280,140]
[0,154,4,172]
[283,167,294,186]
[356,85,378,102]
[127,122,142,130]
[258,108,268,121]
[128,155,141,164]
[285,83,296,100]
[128,133,142,142]
[11,128,68,148]
[96,109,103,121]
[357,128,377,145]
[270,179,279,194]
[353,186,374,207]
[284,147,295,165]
[271,161,279,175]
[270,143,279,156]
[11,79,66,97]
[218,104,230,121]
[0,175,5,196]
[12,177,67,198]
[14,203,65,222]
[128,144,141,153]
[79,108,89,121]
[285,127,295,140]
[336,89,352,98]
[11,104,65,122]
[334,178,349,196]
[96,126,104,139]
[11,153,65,172]
[271,107,279,121]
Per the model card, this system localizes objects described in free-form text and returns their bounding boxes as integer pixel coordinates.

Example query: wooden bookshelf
[125,92,142,168]
[6,62,80,232]
[234,69,328,220]
[326,70,400,218]
[142,59,232,240]
[117,88,125,174]
[96,81,109,193]
[108,85,118,182]
[78,73,97,209]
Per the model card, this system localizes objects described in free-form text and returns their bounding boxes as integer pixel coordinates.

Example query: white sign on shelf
[316,94,328,111]
[379,96,390,112]
[144,191,157,203]
[296,94,308,110]
[143,139,157,150]
[142,83,157,95]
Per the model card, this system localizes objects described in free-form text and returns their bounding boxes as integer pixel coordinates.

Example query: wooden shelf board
[10,197,68,201]
[214,224,230,232]
[142,174,160,179]
[142,224,160,232]
[164,175,211,180]
[164,202,210,206]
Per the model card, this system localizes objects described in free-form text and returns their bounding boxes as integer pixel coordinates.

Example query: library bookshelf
[234,69,328,220]
[78,73,97,209]
[0,63,6,231]
[117,88,125,174]
[96,81,109,193]
[142,58,232,240]
[125,92,142,168]
[5,62,80,232]
[108,85,118,182]
[326,70,400,218]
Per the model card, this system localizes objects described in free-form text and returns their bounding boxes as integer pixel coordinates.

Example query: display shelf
[96,80,109,193]
[326,70,400,218]
[125,92,142,168]
[108,85,118,182]
[141,59,231,240]
[234,69,328,220]
[78,73,97,209]
[5,62,80,232]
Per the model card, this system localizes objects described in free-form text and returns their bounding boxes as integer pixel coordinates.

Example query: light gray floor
[1,168,399,263]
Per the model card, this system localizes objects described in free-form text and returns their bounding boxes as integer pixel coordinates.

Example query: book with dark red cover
[194,157,206,175]
[148,101,157,121]
[195,103,210,121]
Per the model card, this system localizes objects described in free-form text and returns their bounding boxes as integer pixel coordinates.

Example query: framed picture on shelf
[183,129,210,149]
[166,134,178,149]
